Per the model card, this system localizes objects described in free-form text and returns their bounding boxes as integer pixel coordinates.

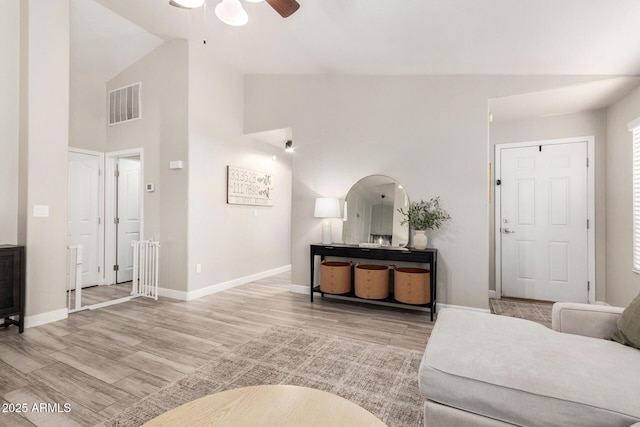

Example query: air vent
[109,82,141,125]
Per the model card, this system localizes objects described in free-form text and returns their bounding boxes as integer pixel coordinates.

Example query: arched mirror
[342,175,410,247]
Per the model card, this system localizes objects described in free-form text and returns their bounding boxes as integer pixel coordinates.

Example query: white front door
[500,142,589,302]
[68,151,101,288]
[116,157,141,283]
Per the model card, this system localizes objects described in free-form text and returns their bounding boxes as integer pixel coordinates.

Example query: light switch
[33,205,49,217]
[169,160,183,169]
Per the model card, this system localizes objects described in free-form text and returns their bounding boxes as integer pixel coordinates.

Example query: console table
[310,244,437,320]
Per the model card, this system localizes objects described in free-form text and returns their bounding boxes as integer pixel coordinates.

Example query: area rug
[490,298,553,328]
[103,325,424,427]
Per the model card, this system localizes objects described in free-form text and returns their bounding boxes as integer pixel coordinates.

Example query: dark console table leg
[310,251,314,302]
[431,257,437,321]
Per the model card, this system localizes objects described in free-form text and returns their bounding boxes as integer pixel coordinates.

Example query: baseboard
[436,303,491,314]
[24,308,68,329]
[157,287,188,300]
[488,290,498,299]
[159,265,292,301]
[290,284,309,294]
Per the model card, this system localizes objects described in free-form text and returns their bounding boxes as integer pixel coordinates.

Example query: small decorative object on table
[398,197,451,250]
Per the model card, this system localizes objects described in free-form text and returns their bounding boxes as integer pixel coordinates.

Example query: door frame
[104,148,144,285]
[494,136,595,303]
[68,147,105,286]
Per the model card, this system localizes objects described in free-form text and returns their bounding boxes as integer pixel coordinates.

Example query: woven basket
[354,264,390,299]
[320,261,352,294]
[394,267,430,304]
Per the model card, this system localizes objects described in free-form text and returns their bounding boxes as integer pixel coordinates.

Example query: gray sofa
[418,303,640,426]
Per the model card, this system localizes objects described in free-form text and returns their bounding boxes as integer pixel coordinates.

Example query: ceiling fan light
[170,0,205,8]
[215,0,249,26]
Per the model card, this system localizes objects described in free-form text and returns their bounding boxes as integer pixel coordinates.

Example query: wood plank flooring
[0,272,434,426]
[67,283,133,311]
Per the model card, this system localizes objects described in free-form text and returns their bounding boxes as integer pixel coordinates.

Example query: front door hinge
[496,179,501,186]
[98,217,101,225]
[114,264,119,271]
[587,157,590,168]
[114,170,120,178]
[588,281,590,291]
[114,217,120,224]
[97,266,101,273]
[587,219,590,229]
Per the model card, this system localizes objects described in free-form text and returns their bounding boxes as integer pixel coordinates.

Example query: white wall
[489,110,607,301]
[606,85,640,306]
[105,41,292,295]
[107,40,189,292]
[69,71,106,152]
[245,75,610,310]
[187,43,292,292]
[0,0,20,245]
[19,0,70,321]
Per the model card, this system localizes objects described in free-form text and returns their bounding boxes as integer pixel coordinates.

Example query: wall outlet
[196,263,202,273]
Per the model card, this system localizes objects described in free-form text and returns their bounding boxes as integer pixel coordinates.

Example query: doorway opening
[105,148,144,286]
[66,147,144,312]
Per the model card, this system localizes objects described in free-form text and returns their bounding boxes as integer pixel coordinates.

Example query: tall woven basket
[394,267,430,304]
[320,261,352,294]
[354,264,390,299]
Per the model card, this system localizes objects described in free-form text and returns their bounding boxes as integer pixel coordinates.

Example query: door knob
[503,228,516,234]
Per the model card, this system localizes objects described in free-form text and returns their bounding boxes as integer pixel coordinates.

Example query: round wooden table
[142,385,387,427]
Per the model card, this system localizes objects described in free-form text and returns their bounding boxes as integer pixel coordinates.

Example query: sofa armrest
[552,303,624,339]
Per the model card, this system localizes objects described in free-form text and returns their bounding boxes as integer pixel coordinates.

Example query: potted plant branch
[398,197,451,249]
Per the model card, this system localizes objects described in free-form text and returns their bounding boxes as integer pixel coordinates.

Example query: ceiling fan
[170,0,300,26]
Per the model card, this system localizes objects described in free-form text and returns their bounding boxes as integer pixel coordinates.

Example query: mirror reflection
[342,175,409,247]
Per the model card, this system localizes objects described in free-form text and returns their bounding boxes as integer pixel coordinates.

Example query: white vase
[413,230,428,250]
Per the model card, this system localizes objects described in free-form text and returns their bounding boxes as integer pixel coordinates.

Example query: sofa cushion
[419,309,640,427]
[610,292,640,349]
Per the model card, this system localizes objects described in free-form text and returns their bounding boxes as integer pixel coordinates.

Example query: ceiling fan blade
[265,0,300,18]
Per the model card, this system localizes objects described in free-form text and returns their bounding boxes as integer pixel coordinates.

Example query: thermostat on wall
[169,160,183,169]
[146,183,155,192]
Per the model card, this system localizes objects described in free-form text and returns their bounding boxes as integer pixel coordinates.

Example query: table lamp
[314,198,341,244]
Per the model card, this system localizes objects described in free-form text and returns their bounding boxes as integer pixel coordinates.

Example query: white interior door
[500,142,588,302]
[68,151,101,288]
[116,157,141,283]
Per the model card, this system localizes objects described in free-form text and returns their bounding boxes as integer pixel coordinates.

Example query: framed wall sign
[227,166,274,206]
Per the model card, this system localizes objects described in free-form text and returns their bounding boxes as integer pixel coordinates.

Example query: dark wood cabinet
[310,244,437,320]
[0,245,25,333]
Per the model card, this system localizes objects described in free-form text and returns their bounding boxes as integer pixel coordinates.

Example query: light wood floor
[67,283,133,311]
[0,272,434,427]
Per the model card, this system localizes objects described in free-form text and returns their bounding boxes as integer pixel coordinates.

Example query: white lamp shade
[215,0,249,26]
[314,198,341,218]
[171,0,205,8]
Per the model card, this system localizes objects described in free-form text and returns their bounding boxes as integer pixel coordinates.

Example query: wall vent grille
[109,82,141,126]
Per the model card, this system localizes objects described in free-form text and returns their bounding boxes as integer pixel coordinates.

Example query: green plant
[398,197,451,231]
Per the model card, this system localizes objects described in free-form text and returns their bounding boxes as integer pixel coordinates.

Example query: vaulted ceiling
[72,0,640,121]
[91,0,640,75]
